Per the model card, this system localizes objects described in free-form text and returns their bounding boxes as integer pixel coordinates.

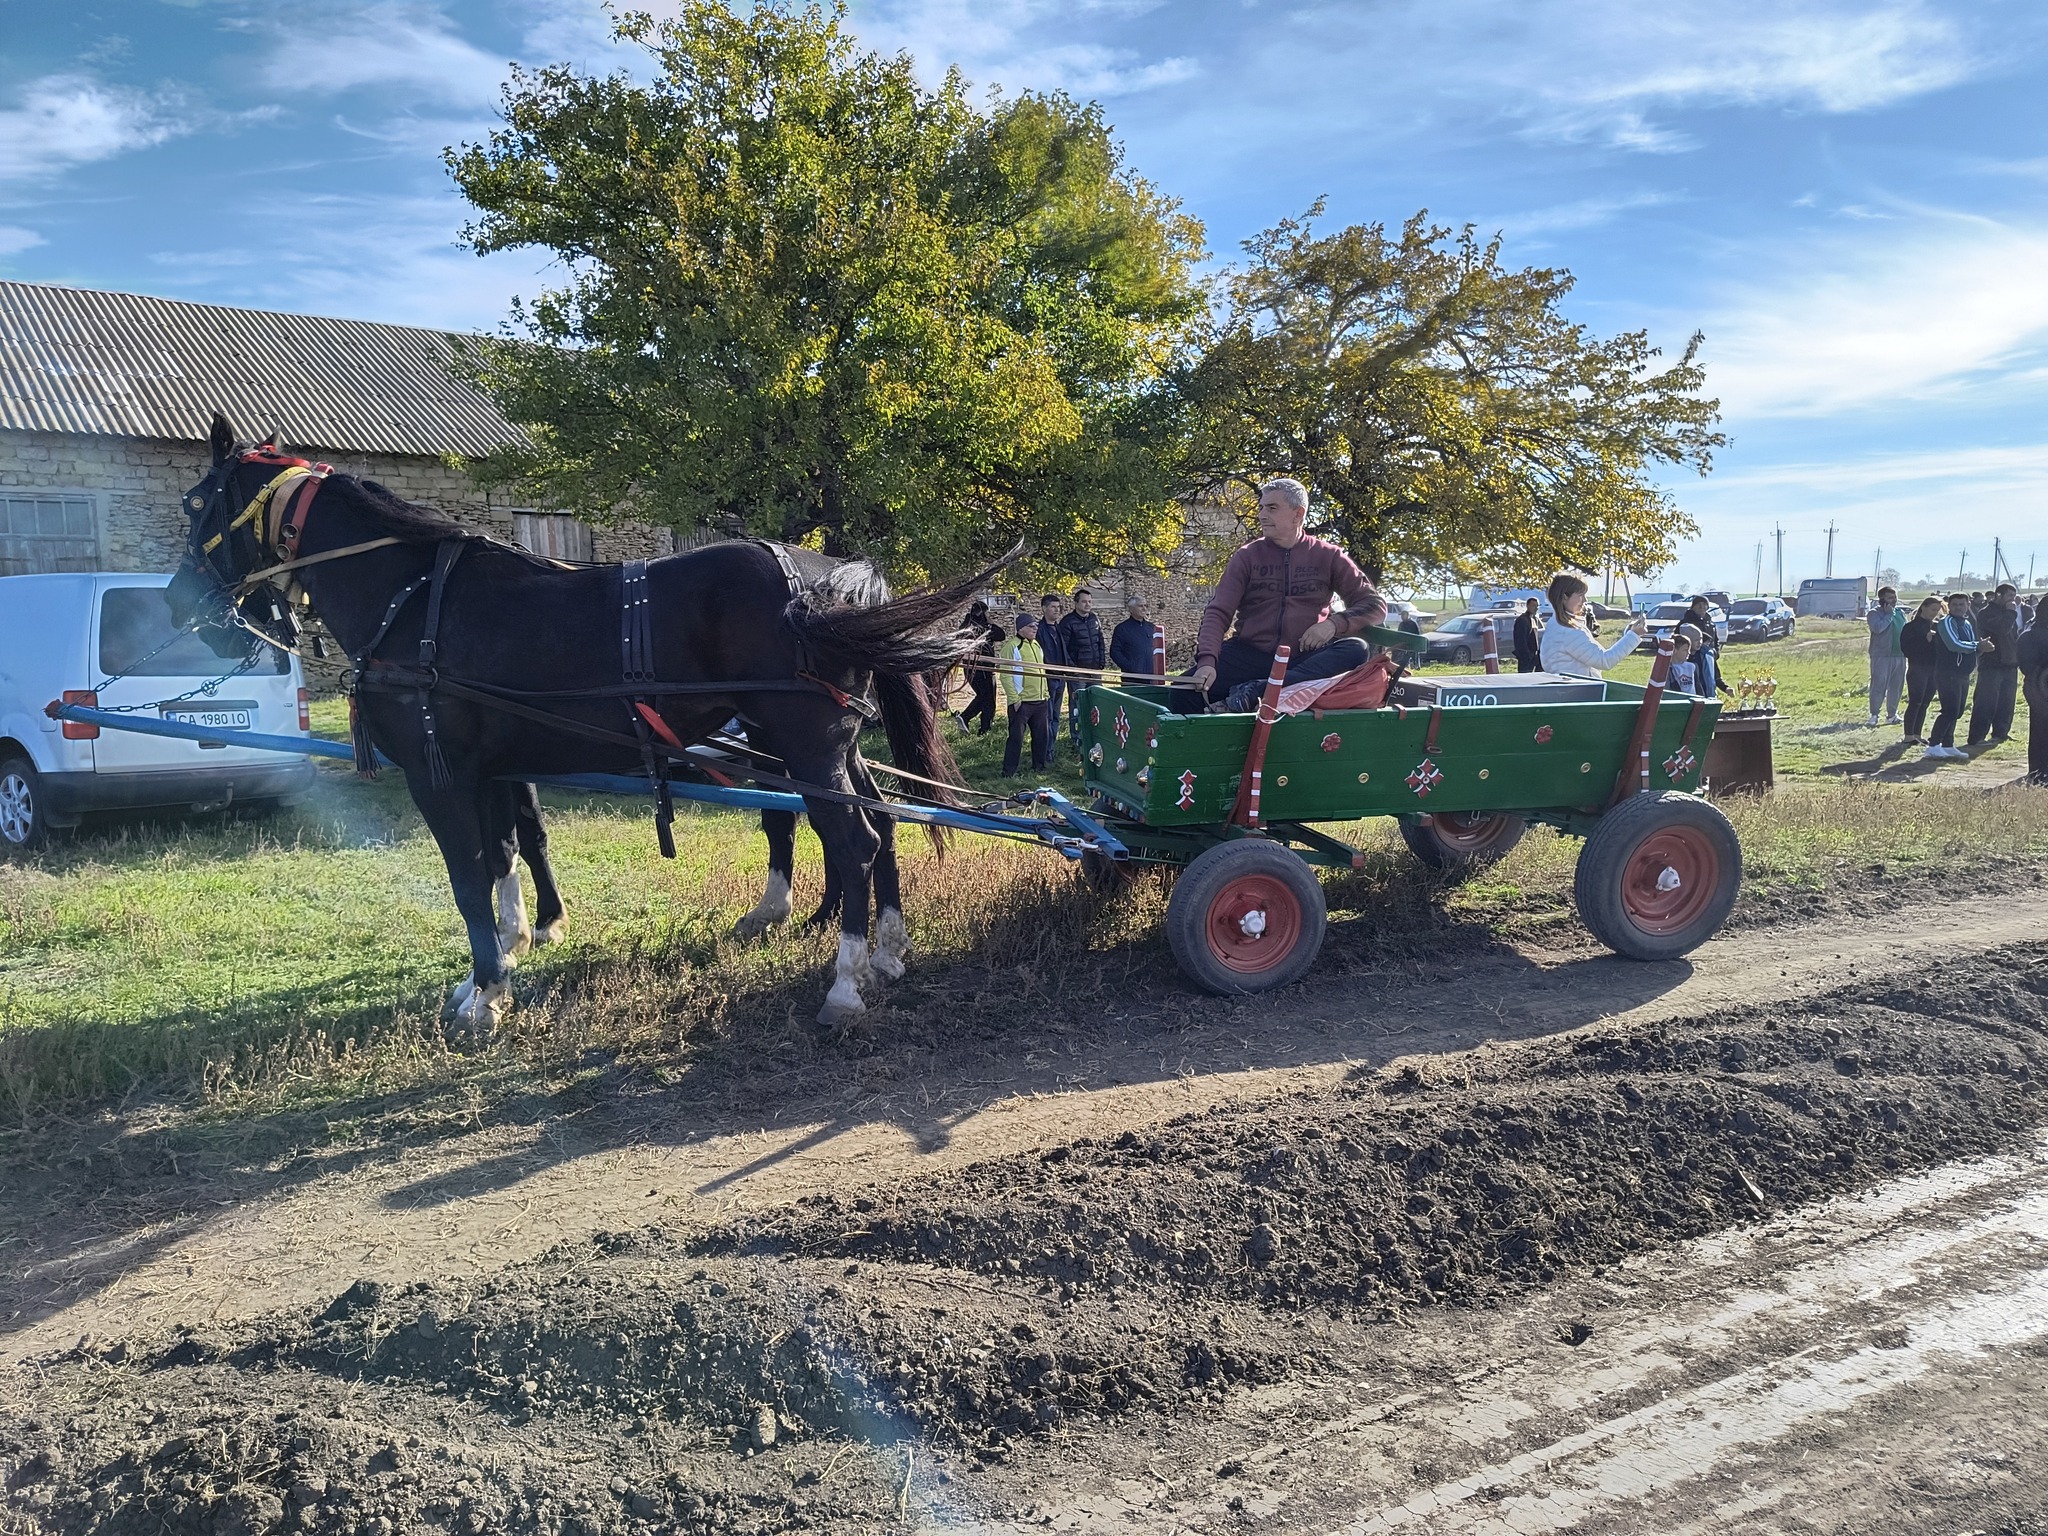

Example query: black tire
[1451,646,1472,665]
[1166,839,1327,995]
[1574,792,1740,961]
[0,757,52,852]
[1399,811,1528,871]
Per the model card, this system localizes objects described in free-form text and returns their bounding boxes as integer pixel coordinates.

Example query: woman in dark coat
[1899,596,1942,744]
[956,602,1003,735]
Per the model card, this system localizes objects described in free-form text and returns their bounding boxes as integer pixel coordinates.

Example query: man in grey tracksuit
[1866,586,1907,726]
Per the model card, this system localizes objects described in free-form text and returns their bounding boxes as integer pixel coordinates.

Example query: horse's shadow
[1,885,1696,1344]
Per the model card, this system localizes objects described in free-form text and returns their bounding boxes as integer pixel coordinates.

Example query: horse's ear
[209,411,236,465]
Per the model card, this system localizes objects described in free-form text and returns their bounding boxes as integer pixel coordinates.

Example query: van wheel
[0,758,52,851]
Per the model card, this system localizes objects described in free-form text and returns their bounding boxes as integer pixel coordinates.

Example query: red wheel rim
[1205,872,1303,974]
[1620,825,1720,935]
[1428,811,1511,852]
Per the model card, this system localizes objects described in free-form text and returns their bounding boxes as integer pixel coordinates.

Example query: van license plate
[163,706,251,730]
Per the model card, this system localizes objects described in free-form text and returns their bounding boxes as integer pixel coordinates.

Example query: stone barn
[0,279,664,578]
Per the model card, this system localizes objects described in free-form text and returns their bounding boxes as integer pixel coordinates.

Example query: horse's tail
[874,670,958,853]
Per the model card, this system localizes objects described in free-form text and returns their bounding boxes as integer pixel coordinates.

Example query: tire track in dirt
[4,892,2041,1361]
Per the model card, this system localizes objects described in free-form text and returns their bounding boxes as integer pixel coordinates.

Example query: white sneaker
[1867,715,1880,727]
[1922,745,1945,760]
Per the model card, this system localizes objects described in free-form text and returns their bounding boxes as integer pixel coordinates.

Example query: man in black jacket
[1969,583,2023,745]
[1511,598,1542,673]
[1036,593,1067,762]
[2019,605,2048,783]
[1056,588,1107,745]
[1109,594,1162,682]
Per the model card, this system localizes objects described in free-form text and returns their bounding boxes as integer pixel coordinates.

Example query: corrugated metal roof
[0,280,523,458]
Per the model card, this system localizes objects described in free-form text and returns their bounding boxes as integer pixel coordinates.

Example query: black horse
[169,414,1005,1035]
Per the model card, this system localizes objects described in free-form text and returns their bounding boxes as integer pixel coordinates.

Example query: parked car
[1795,576,1869,617]
[1384,599,1439,631]
[1698,590,1733,615]
[1725,596,1796,641]
[1639,600,1729,651]
[1629,591,1685,616]
[0,572,313,848]
[1588,600,1632,622]
[1420,612,1513,665]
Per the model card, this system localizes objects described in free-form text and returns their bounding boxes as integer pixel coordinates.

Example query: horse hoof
[730,911,783,942]
[816,999,867,1037]
[870,950,906,983]
[532,920,565,947]
[448,979,512,1047]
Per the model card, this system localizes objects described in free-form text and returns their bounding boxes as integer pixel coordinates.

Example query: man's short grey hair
[1259,477,1309,513]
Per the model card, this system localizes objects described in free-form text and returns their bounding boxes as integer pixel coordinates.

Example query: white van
[0,572,314,848]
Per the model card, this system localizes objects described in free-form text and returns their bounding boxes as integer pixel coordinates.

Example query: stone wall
[0,428,668,575]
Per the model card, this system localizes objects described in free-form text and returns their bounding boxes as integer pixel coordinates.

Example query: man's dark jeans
[1003,700,1052,775]
[1043,679,1064,757]
[1207,636,1370,704]
[1969,665,2019,744]
[1929,670,1972,749]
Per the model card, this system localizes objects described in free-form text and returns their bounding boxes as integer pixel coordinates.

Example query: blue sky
[3,0,2045,592]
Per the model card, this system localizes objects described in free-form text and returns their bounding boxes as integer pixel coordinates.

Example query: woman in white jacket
[1539,573,1647,677]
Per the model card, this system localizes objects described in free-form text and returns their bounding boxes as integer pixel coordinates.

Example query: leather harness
[215,458,878,829]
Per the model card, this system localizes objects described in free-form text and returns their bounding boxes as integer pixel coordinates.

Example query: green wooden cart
[1073,628,1738,994]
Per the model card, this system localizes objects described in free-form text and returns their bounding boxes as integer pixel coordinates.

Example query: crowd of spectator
[1877,584,2045,781]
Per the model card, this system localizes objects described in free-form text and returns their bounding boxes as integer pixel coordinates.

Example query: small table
[1706,711,1775,794]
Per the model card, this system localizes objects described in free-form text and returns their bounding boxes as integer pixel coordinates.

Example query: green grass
[3,664,2043,1124]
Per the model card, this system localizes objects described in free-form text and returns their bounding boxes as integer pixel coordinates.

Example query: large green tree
[444,2,1205,578]
[1183,206,1725,584]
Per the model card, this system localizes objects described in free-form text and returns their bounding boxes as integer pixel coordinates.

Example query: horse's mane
[321,474,563,569]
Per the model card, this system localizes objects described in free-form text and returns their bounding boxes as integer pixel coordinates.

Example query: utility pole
[1773,525,1786,598]
[1753,541,1764,598]
[1958,549,1968,585]
[1824,521,1837,578]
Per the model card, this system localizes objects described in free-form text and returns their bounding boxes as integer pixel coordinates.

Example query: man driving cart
[1186,478,1389,706]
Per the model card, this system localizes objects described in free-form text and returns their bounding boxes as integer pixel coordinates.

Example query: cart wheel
[1166,839,1327,995]
[1574,792,1740,961]
[1399,811,1527,871]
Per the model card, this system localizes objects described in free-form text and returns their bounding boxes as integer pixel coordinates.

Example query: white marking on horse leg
[819,934,871,1024]
[532,917,565,946]
[732,870,793,940]
[871,905,909,981]
[496,870,532,956]
[448,972,477,1017]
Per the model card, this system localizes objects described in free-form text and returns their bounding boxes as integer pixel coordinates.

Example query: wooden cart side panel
[1080,685,1717,825]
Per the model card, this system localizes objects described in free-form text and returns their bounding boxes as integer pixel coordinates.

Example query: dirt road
[5,890,2046,1534]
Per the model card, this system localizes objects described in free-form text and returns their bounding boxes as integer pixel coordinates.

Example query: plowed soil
[6,927,2045,1535]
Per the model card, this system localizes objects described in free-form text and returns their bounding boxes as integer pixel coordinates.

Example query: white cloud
[1488,190,1680,238]
[1258,0,1978,154]
[1701,213,2048,417]
[849,0,1198,96]
[259,4,510,108]
[0,75,185,186]
[0,227,47,256]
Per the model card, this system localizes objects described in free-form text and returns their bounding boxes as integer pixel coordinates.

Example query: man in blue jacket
[1056,588,1107,746]
[1924,594,1985,760]
[1110,594,1162,682]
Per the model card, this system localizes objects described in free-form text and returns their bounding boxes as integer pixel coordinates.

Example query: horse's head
[166,411,308,655]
